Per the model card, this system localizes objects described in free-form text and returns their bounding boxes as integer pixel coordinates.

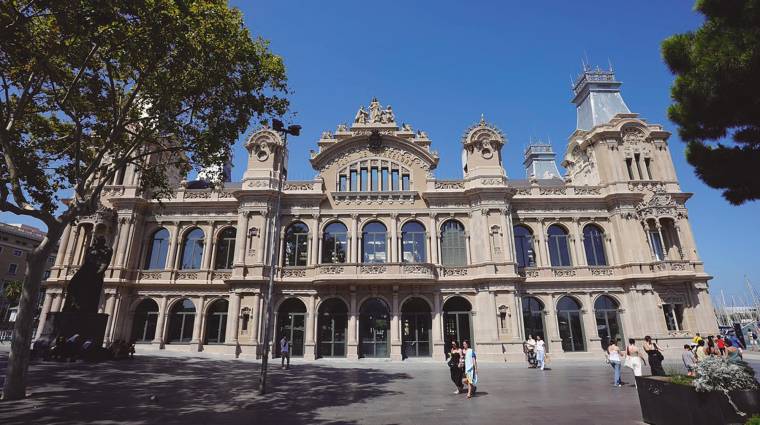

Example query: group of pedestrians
[446,339,479,398]
[522,335,547,370]
[682,333,744,376]
[606,337,665,387]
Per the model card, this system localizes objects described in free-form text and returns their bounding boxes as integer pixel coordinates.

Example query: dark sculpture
[62,235,113,314]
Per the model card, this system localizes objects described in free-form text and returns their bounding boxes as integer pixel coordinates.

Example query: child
[682,344,697,376]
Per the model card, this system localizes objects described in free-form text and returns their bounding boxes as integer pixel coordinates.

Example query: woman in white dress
[462,339,478,399]
[535,335,546,370]
[625,338,647,379]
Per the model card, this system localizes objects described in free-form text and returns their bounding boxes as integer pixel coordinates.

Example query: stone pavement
[0,347,756,425]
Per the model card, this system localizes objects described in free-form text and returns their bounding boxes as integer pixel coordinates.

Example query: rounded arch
[362,221,388,263]
[168,297,196,312]
[594,294,620,311]
[311,134,439,173]
[547,224,572,267]
[131,298,159,343]
[583,223,607,267]
[521,295,545,343]
[320,219,349,233]
[443,295,472,312]
[317,296,349,313]
[214,227,237,270]
[358,297,391,358]
[556,295,583,311]
[203,296,229,315]
[401,220,426,263]
[546,222,570,234]
[439,218,465,234]
[356,294,392,312]
[144,228,171,270]
[204,298,229,344]
[322,221,349,264]
[128,295,158,314]
[275,296,308,313]
[513,224,535,268]
[401,295,433,312]
[213,225,237,240]
[178,225,204,241]
[167,297,196,343]
[522,296,545,312]
[360,219,388,232]
[317,297,349,358]
[440,220,467,266]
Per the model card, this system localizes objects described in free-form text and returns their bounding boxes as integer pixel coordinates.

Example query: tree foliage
[3,280,22,304]
[0,0,287,400]
[662,0,760,205]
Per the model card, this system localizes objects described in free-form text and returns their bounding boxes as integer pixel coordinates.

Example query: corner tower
[461,115,507,179]
[571,66,631,131]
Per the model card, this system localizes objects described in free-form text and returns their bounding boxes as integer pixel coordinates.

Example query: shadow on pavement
[0,353,411,425]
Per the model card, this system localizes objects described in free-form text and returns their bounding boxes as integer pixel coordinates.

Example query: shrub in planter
[693,357,760,417]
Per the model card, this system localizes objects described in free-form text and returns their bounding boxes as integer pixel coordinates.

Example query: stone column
[543,294,562,352]
[227,292,241,350]
[535,221,547,267]
[304,294,316,360]
[310,216,320,265]
[428,214,438,264]
[201,224,214,270]
[54,224,72,267]
[115,218,132,268]
[153,296,169,347]
[573,220,587,266]
[390,288,401,360]
[103,294,117,344]
[581,293,597,350]
[232,211,248,266]
[350,214,359,263]
[432,291,443,355]
[347,289,358,359]
[506,291,521,341]
[50,293,63,313]
[165,223,180,271]
[190,296,206,351]
[64,224,82,267]
[250,293,261,346]
[488,290,499,341]
[655,221,667,260]
[34,291,55,339]
[389,214,398,262]
[501,209,514,264]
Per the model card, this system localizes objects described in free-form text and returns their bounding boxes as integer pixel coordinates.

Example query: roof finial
[608,57,614,73]
[480,113,485,124]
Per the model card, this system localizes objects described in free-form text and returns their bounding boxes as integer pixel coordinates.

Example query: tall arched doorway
[443,296,472,346]
[131,298,159,343]
[359,298,390,358]
[276,298,306,357]
[204,299,229,344]
[595,295,623,351]
[401,297,431,358]
[557,296,585,352]
[318,298,348,358]
[167,298,196,343]
[522,296,545,342]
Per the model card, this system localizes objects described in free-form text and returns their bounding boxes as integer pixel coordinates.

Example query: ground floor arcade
[35,280,717,361]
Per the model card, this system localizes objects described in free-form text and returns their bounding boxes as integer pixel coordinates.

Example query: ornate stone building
[40,68,716,361]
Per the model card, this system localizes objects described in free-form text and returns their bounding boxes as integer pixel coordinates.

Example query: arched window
[513,225,535,268]
[214,228,236,270]
[322,222,348,264]
[131,298,159,342]
[401,221,426,263]
[440,220,466,266]
[145,228,170,269]
[204,299,229,344]
[522,296,545,342]
[284,222,309,266]
[180,228,205,270]
[362,221,387,263]
[547,224,571,267]
[557,296,584,352]
[583,224,607,266]
[594,295,622,350]
[168,298,196,343]
[337,159,411,192]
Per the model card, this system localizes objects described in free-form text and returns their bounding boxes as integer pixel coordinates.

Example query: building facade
[41,68,717,360]
[0,223,56,324]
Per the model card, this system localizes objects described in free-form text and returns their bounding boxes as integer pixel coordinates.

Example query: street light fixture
[259,118,300,395]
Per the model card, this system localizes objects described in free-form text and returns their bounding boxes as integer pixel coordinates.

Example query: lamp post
[259,118,300,395]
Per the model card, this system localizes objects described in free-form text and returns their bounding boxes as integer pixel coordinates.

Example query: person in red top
[717,335,726,356]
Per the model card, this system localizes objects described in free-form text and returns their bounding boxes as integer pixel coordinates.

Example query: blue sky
[2,1,758,303]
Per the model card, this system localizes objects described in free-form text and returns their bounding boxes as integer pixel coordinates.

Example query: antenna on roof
[582,51,590,71]
[607,57,614,72]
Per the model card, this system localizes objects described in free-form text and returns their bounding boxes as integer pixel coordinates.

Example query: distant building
[0,223,57,324]
[42,67,716,360]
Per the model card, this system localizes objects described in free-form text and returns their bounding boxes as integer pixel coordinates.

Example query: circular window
[255,145,269,161]
[481,148,492,159]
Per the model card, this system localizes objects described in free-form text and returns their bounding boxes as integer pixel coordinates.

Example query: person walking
[643,336,665,376]
[462,339,478,399]
[535,335,546,370]
[752,331,758,351]
[682,344,697,376]
[624,338,646,379]
[280,335,290,369]
[446,340,465,394]
[707,335,718,356]
[524,335,537,368]
[607,338,623,387]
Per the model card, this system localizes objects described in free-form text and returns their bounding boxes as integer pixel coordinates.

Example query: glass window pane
[391,170,399,191]
[381,168,389,191]
[350,170,358,191]
[360,168,368,191]
[339,175,347,191]
[401,174,410,191]
[371,168,379,191]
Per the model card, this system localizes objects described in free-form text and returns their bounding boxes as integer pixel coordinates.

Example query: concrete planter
[635,375,760,424]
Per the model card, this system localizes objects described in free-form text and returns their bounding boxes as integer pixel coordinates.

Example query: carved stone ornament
[590,268,613,276]
[359,265,387,274]
[176,271,198,280]
[320,265,344,275]
[282,268,307,278]
[353,97,396,125]
[402,264,432,275]
[636,188,678,220]
[140,271,162,280]
[552,268,576,277]
[539,187,567,196]
[574,186,601,196]
[435,181,465,190]
[283,182,314,191]
[442,267,468,277]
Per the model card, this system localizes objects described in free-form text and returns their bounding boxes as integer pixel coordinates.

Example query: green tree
[3,280,22,304]
[0,0,287,400]
[662,0,760,205]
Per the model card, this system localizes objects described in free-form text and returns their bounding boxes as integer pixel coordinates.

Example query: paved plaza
[1,347,759,425]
